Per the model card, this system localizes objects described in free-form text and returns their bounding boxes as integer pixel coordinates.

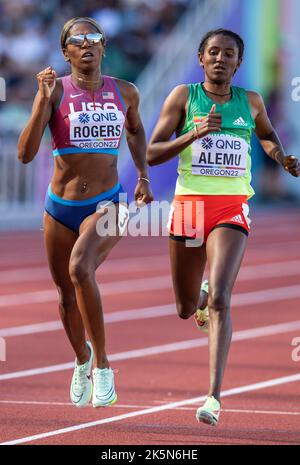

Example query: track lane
[0,208,299,445]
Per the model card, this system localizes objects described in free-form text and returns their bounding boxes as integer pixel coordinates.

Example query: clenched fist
[36,66,57,99]
[194,104,222,139]
[283,155,300,178]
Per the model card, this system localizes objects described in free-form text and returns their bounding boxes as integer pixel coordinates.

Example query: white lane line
[170,406,300,415]
[1,319,300,381]
[230,285,300,305]
[153,401,300,415]
[0,258,299,286]
[0,255,300,307]
[0,400,154,409]
[0,304,175,337]
[0,255,169,284]
[0,276,172,307]
[237,260,300,280]
[0,400,74,406]
[0,266,50,283]
[1,372,300,445]
[2,282,300,337]
[0,399,299,417]
[0,320,63,337]
[1,272,300,308]
[221,408,300,416]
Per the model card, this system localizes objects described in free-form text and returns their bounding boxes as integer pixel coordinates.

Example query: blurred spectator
[0,0,190,137]
[259,54,296,202]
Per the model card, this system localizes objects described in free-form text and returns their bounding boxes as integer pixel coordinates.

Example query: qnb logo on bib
[78,112,90,124]
[201,137,213,150]
[192,134,249,178]
[69,103,125,150]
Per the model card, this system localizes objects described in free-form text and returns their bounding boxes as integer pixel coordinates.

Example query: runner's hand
[36,66,57,99]
[194,104,222,139]
[134,179,154,206]
[283,155,300,177]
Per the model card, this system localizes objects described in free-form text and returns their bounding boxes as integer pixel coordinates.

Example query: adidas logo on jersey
[233,117,247,127]
[230,214,244,224]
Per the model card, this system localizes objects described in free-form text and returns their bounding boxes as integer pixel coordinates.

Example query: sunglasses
[65,33,103,46]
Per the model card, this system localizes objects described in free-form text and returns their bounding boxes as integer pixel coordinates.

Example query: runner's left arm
[122,81,154,205]
[248,91,300,177]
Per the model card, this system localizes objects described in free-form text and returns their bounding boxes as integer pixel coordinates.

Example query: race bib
[192,134,249,177]
[69,108,125,150]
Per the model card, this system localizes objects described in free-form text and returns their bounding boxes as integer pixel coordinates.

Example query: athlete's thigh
[206,227,248,293]
[43,212,78,289]
[169,238,207,306]
[71,205,122,269]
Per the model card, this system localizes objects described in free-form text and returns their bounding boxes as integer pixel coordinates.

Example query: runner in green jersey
[147,29,300,426]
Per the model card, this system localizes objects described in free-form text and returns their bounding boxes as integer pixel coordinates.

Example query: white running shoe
[92,367,117,407]
[194,280,209,333]
[196,396,221,426]
[70,341,93,407]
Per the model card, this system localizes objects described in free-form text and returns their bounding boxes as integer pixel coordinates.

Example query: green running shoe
[194,280,209,333]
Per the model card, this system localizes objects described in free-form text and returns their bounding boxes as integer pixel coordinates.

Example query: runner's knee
[209,288,230,313]
[69,257,92,286]
[176,301,197,320]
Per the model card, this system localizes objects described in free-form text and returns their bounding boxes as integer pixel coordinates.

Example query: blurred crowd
[0,0,190,134]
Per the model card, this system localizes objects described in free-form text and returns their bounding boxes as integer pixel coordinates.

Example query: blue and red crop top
[48,75,127,156]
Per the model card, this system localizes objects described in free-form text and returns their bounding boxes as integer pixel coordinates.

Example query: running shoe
[194,280,209,333]
[196,396,220,426]
[92,367,117,407]
[70,341,93,407]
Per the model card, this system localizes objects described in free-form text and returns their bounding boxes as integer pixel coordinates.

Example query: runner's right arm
[18,67,57,164]
[147,85,221,166]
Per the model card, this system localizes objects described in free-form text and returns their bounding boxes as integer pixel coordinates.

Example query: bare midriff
[51,152,119,199]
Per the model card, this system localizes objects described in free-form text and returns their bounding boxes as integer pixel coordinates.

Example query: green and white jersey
[175,83,256,198]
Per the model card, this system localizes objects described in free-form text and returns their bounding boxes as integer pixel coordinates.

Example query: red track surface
[0,208,300,445]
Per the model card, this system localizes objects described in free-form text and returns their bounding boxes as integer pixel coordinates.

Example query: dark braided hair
[60,17,106,50]
[198,29,244,59]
